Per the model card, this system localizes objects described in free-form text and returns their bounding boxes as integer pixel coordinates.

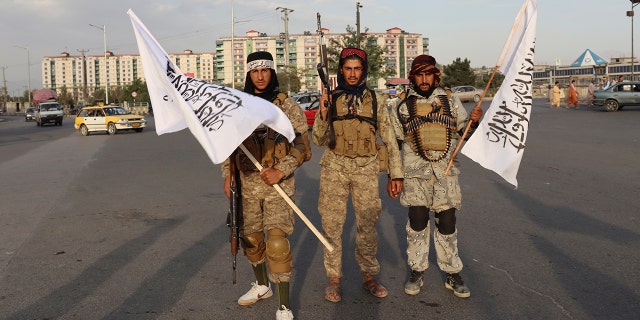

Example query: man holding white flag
[461,0,538,188]
[128,10,309,320]
[220,51,310,320]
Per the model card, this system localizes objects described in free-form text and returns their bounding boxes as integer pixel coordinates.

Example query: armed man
[221,51,311,320]
[389,54,482,298]
[312,47,403,303]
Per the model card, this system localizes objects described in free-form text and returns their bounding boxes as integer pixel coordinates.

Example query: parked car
[451,85,483,103]
[292,92,320,110]
[304,98,320,129]
[74,105,146,136]
[592,81,640,112]
[25,107,36,122]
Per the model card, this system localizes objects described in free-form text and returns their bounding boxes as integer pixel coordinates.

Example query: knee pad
[242,231,266,264]
[266,228,292,274]
[408,206,430,231]
[435,208,456,235]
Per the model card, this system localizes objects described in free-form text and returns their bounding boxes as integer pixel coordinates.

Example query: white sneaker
[237,281,272,306]
[275,305,294,320]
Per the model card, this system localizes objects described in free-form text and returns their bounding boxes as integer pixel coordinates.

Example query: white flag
[128,9,295,164]
[461,0,537,188]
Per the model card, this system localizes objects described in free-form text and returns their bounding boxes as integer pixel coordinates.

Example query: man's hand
[223,176,231,199]
[260,167,286,186]
[469,106,483,123]
[319,93,330,121]
[386,178,404,199]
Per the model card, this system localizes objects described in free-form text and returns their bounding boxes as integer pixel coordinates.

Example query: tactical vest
[236,93,291,172]
[399,93,456,162]
[330,90,378,158]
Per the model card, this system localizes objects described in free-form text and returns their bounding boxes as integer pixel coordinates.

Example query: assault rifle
[227,152,241,285]
[316,12,335,148]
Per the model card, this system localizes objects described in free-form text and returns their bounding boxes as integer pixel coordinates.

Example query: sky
[0,0,636,95]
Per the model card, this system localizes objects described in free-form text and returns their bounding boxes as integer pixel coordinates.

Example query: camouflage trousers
[406,220,463,273]
[240,171,295,282]
[318,163,382,279]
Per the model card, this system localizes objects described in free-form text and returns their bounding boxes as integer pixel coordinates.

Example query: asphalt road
[0,100,639,320]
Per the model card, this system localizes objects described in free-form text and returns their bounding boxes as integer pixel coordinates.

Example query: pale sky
[0,0,635,94]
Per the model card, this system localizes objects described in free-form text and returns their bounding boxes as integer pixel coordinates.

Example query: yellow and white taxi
[74,105,146,136]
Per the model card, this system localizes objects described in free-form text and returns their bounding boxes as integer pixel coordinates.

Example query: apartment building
[216,27,429,91]
[41,50,214,102]
[41,27,427,98]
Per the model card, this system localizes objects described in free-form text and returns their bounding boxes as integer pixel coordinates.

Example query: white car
[451,86,483,103]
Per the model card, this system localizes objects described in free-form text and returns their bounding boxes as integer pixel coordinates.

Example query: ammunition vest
[236,93,291,171]
[330,90,378,158]
[399,93,456,162]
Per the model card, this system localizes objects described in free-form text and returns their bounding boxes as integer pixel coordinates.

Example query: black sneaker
[404,270,424,295]
[445,273,470,298]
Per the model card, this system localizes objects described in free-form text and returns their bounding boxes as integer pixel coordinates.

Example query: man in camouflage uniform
[389,55,482,298]
[222,51,310,320]
[312,47,404,303]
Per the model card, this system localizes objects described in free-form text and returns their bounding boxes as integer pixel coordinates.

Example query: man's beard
[413,82,436,98]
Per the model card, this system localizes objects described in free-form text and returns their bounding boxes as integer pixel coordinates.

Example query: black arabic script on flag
[485,45,535,152]
[165,61,243,132]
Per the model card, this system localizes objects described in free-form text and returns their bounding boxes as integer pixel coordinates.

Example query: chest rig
[399,93,456,162]
[330,89,378,158]
[236,93,290,172]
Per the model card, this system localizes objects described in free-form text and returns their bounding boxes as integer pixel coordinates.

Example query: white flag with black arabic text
[461,0,537,188]
[128,9,295,164]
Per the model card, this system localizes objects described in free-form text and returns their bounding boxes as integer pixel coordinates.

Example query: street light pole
[14,45,31,107]
[629,1,640,80]
[89,24,108,104]
[356,2,363,48]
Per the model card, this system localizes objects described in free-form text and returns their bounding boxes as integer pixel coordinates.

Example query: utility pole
[77,49,89,103]
[356,2,363,48]
[276,7,294,94]
[1,66,7,112]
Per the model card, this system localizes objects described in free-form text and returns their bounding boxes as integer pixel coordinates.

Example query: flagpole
[238,144,334,252]
[445,0,530,175]
[445,65,499,175]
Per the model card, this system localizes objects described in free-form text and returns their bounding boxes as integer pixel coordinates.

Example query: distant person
[587,80,596,108]
[616,75,624,84]
[602,77,611,89]
[551,81,562,109]
[567,79,579,109]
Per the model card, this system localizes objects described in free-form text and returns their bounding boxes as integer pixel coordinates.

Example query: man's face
[340,58,364,86]
[413,71,436,91]
[249,68,272,93]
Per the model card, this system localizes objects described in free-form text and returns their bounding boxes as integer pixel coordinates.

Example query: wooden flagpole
[238,144,334,252]
[445,65,499,175]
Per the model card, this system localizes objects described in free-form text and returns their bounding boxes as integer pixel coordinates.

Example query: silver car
[451,85,483,103]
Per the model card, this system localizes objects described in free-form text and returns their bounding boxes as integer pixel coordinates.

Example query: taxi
[74,105,146,136]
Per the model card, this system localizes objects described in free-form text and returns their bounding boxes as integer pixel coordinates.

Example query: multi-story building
[41,27,427,99]
[216,27,429,92]
[41,50,214,102]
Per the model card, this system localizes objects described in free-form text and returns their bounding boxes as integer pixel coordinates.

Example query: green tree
[441,58,476,88]
[56,86,74,106]
[326,25,395,87]
[478,70,505,96]
[277,66,305,93]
